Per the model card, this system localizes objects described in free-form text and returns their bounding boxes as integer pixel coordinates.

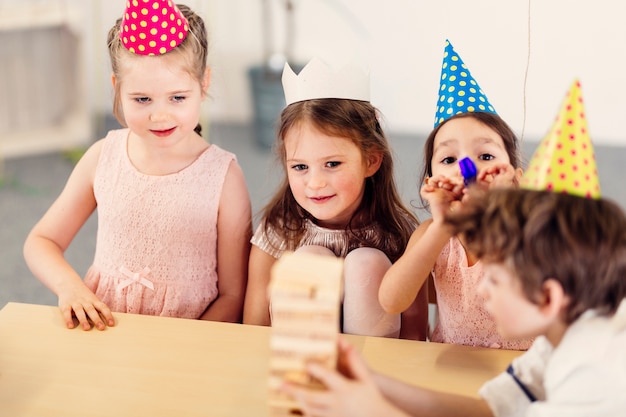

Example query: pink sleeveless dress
[431,237,533,350]
[84,129,234,318]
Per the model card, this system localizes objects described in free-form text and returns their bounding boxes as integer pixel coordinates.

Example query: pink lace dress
[431,237,533,350]
[84,129,234,318]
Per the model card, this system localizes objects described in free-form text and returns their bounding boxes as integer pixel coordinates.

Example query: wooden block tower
[267,251,343,416]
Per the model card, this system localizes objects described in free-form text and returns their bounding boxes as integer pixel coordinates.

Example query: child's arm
[283,338,494,417]
[242,245,276,326]
[23,140,115,331]
[379,175,462,314]
[201,161,252,323]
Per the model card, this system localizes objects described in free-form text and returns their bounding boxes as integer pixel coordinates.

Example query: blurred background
[2,0,626,309]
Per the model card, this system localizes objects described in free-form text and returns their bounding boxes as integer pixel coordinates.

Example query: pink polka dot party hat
[120,0,189,56]
[521,79,601,199]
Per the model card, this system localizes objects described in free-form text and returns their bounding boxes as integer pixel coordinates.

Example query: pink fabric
[84,129,234,318]
[431,237,533,350]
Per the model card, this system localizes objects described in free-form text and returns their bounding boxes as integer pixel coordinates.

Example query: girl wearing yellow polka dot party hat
[24,1,252,330]
[379,39,532,349]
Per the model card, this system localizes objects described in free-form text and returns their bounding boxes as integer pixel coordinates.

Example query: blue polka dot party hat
[434,39,497,128]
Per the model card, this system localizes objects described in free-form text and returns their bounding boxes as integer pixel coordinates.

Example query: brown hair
[418,112,522,208]
[446,188,626,323]
[106,4,208,135]
[259,98,417,262]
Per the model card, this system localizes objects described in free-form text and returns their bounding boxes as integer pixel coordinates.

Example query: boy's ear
[365,152,383,177]
[514,167,523,183]
[537,278,569,320]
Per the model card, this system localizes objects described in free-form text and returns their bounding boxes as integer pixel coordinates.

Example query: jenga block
[267,251,343,417]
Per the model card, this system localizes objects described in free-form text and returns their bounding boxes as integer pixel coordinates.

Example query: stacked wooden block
[267,251,343,416]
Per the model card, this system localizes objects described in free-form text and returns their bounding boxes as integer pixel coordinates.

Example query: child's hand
[281,338,401,417]
[421,175,465,221]
[477,163,520,189]
[57,283,115,331]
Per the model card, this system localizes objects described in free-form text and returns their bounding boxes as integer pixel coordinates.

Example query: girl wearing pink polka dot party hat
[379,39,533,350]
[24,2,252,330]
[281,79,626,417]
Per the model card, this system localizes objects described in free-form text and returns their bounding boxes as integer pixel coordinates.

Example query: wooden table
[0,302,522,416]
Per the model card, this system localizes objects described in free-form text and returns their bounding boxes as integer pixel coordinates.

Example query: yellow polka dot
[440,85,446,91]
[149,40,156,47]
[124,24,129,32]
[152,1,159,9]
[457,100,464,107]
[458,91,465,96]
[447,97,454,103]
[178,32,184,40]
[467,106,475,112]
[450,65,457,71]
[446,108,453,115]
[132,0,138,6]
[469,88,477,93]
[170,40,177,47]
[140,20,147,27]
[170,27,176,34]
[152,15,159,23]
[132,11,137,19]
[161,34,167,41]
[129,47,135,53]
[127,1,131,8]
[448,86,455,93]
[123,36,128,43]
[160,47,167,54]
[442,73,447,80]
[150,28,157,35]
[451,56,458,61]
[442,63,448,69]
[162,7,168,15]
[138,45,145,51]
[469,97,476,102]
[479,97,485,102]
[449,75,456,82]
[125,12,130,20]
[479,105,486,110]
[141,8,148,16]
[460,71,467,77]
[459,81,466,86]
[131,35,137,42]
[177,19,182,25]
[131,23,137,30]
[162,21,168,29]
[470,80,477,85]
[138,33,145,40]
[170,13,175,20]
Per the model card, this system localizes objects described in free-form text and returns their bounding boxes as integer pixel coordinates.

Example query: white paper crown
[282,57,370,106]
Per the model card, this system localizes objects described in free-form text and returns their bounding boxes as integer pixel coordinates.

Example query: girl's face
[115,53,208,145]
[478,263,546,341]
[431,117,513,181]
[284,122,380,229]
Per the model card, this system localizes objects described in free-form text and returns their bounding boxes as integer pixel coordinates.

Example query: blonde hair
[106,4,208,133]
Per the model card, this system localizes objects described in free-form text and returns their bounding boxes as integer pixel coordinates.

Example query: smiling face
[114,53,208,145]
[430,116,513,182]
[284,122,380,229]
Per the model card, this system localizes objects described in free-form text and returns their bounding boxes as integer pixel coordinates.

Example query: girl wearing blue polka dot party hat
[23,2,252,330]
[379,39,531,349]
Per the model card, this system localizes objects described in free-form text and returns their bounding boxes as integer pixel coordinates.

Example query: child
[243,57,428,339]
[281,79,626,417]
[379,40,532,349]
[23,2,252,330]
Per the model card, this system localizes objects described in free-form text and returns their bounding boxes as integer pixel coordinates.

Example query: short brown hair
[446,188,626,323]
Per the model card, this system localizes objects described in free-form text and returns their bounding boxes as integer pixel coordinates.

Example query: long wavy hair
[259,98,417,262]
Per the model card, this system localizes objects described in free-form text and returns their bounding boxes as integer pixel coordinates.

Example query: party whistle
[459,157,477,186]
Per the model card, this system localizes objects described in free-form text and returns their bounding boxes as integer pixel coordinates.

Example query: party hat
[282,57,370,106]
[434,39,497,128]
[520,80,600,199]
[120,0,189,56]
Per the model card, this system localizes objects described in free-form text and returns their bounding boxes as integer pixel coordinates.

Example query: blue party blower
[459,157,477,186]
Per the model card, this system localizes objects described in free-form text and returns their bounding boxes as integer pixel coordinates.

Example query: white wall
[90,0,626,145]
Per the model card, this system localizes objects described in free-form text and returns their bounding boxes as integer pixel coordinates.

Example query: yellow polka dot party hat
[434,39,497,128]
[120,0,189,56]
[521,79,601,199]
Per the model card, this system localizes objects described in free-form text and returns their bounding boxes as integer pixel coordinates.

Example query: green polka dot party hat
[434,39,497,128]
[521,79,601,199]
[120,0,189,56]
